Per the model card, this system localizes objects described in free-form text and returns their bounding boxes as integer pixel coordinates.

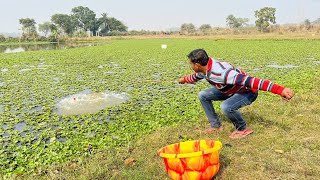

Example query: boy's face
[189,60,201,72]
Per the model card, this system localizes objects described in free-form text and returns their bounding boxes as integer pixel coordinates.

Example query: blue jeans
[198,87,258,131]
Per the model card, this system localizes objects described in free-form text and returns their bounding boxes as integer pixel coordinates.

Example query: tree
[19,18,37,34]
[38,22,52,37]
[99,13,110,34]
[48,24,59,41]
[19,18,38,40]
[199,24,211,34]
[107,17,128,32]
[51,14,76,35]
[254,7,276,32]
[0,35,5,42]
[180,23,196,35]
[226,15,249,28]
[71,6,96,31]
[304,19,312,30]
[90,18,103,36]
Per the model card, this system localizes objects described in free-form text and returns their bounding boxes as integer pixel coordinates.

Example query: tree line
[18,6,128,41]
[181,7,320,35]
[181,7,277,35]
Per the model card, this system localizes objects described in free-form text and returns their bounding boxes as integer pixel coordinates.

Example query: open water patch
[18,68,32,73]
[53,77,60,84]
[2,132,10,137]
[267,64,299,69]
[0,104,4,113]
[252,68,262,71]
[55,89,131,115]
[2,124,9,129]
[14,122,27,131]
[1,68,8,72]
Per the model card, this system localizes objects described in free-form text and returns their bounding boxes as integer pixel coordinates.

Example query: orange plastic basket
[158,140,222,180]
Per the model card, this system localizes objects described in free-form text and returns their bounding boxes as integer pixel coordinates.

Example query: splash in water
[55,90,130,115]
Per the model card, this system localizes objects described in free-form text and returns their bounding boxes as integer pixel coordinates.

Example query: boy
[179,49,294,139]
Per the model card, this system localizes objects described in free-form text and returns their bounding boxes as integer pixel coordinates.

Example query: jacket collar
[207,57,213,73]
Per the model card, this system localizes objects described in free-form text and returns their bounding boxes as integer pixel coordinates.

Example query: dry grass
[67,32,320,42]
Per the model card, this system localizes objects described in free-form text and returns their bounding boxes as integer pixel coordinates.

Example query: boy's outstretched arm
[179,73,205,84]
[223,69,295,100]
[281,88,294,101]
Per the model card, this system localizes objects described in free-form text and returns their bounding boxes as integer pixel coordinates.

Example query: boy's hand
[281,88,294,101]
[179,77,185,84]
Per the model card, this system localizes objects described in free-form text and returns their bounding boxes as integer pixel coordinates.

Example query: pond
[0,42,105,53]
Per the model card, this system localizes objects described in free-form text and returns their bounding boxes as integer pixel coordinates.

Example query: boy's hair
[187,49,209,66]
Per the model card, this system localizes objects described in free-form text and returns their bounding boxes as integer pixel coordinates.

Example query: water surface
[0,42,105,53]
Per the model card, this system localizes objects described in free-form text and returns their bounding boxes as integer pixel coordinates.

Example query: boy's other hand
[281,88,294,101]
[179,77,185,84]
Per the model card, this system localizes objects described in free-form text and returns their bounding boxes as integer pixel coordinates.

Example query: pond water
[0,42,104,53]
[55,89,131,115]
[14,122,27,131]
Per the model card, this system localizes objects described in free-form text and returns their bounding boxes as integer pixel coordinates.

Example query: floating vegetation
[0,39,319,176]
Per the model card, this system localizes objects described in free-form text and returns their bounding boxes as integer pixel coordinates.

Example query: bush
[0,35,6,42]
[20,32,39,41]
[5,37,20,43]
[106,31,128,36]
[36,36,48,42]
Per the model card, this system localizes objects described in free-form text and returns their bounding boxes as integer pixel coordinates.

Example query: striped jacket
[184,57,285,95]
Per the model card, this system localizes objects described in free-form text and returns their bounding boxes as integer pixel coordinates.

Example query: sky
[1,0,320,33]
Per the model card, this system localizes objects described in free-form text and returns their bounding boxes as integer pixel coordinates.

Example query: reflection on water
[55,89,131,115]
[4,47,25,53]
[0,42,104,53]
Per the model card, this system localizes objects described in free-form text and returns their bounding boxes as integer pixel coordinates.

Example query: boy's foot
[229,129,253,139]
[202,126,223,134]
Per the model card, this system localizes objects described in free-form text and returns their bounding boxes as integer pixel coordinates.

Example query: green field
[0,38,320,179]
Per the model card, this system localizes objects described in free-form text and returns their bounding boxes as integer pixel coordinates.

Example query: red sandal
[229,129,253,139]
